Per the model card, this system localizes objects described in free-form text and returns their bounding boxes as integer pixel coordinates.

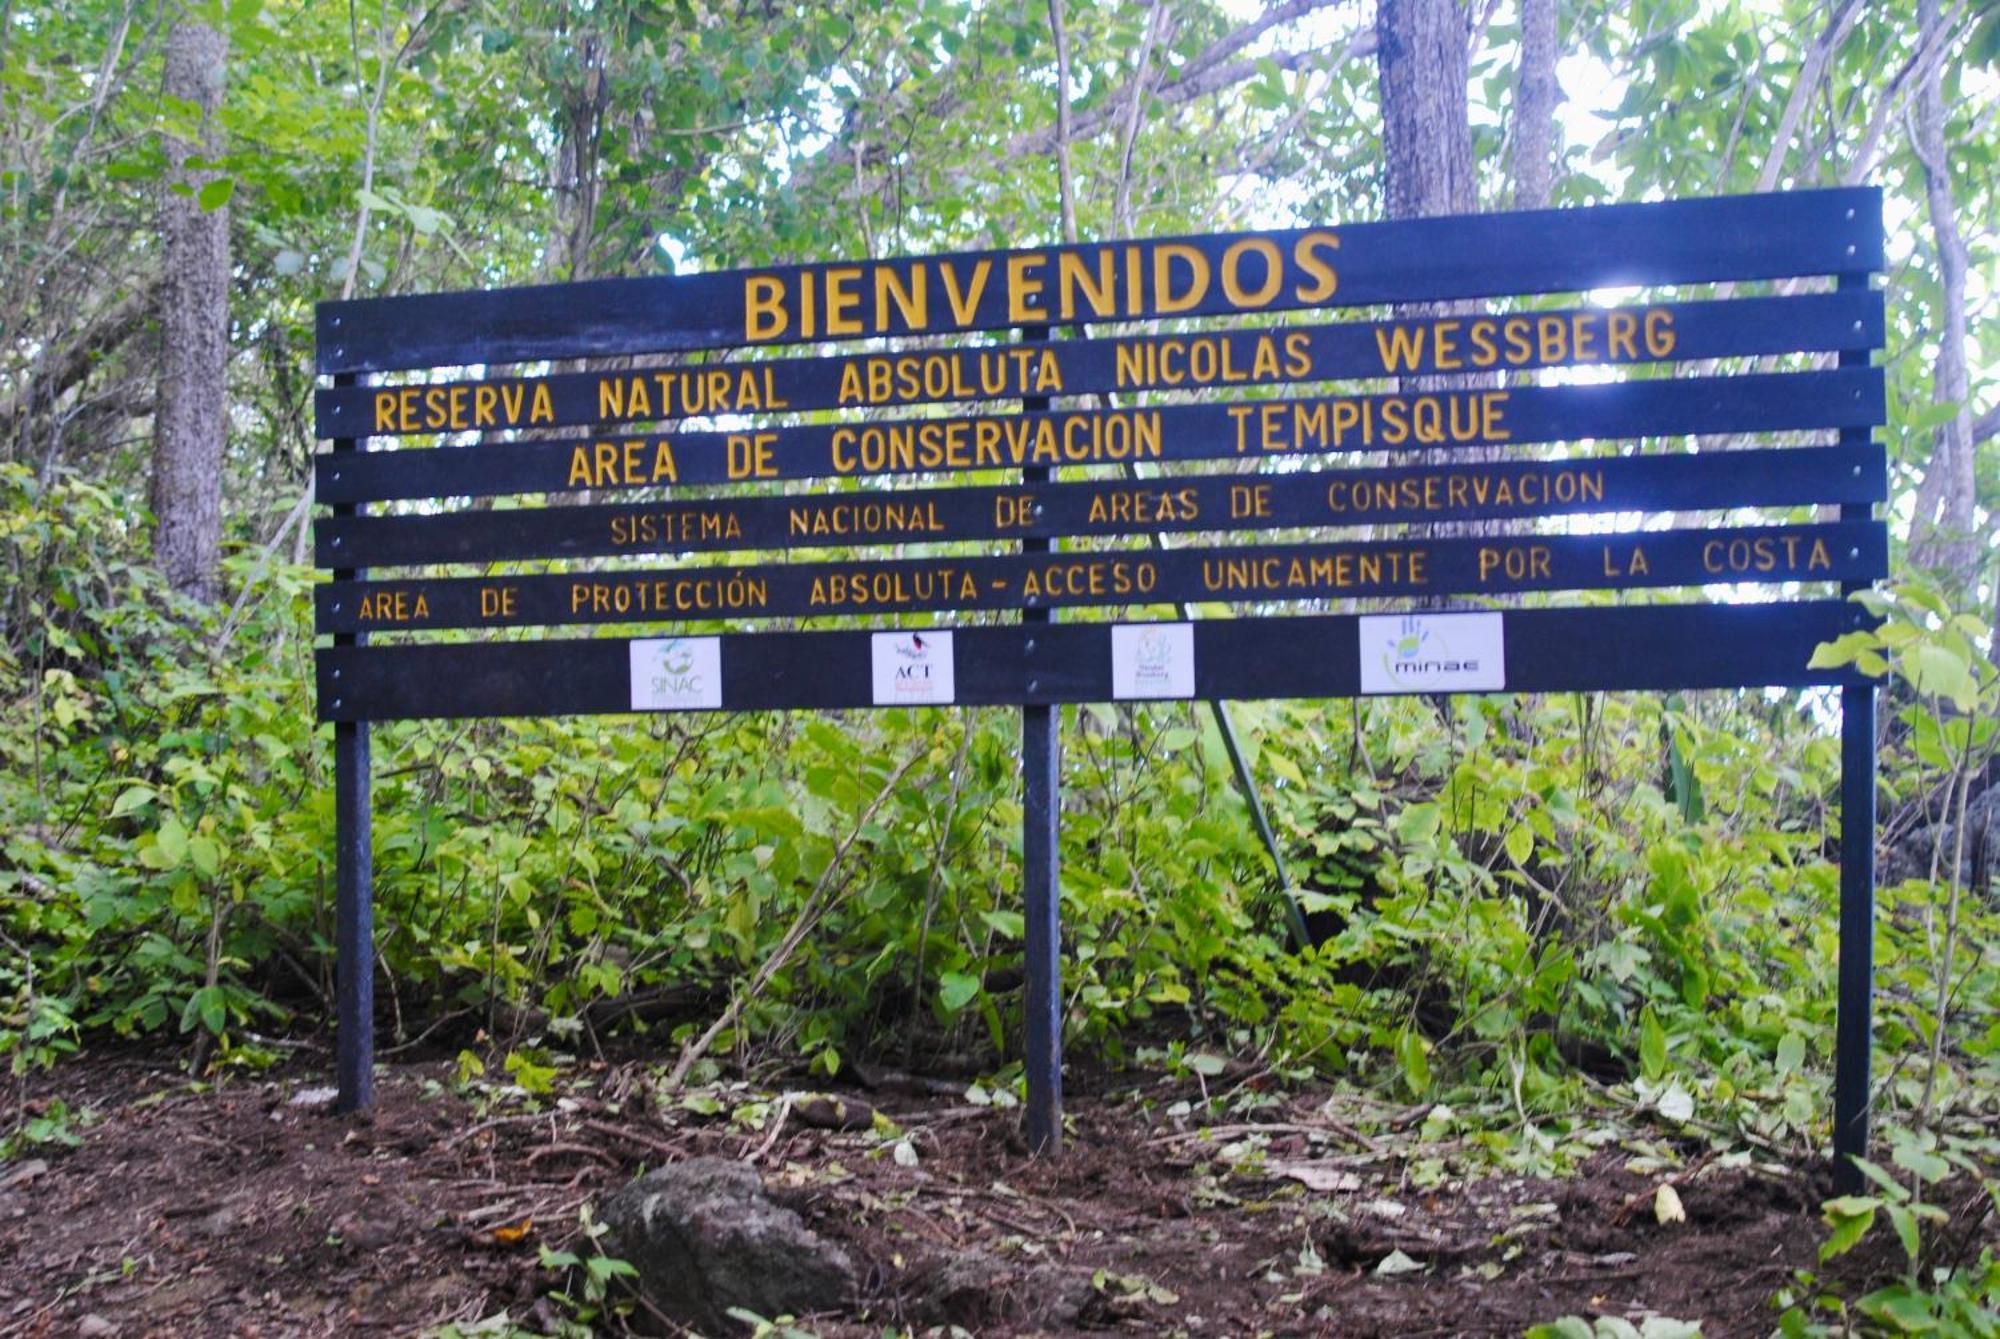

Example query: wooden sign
[312,187,1888,1190]
[315,368,1882,503]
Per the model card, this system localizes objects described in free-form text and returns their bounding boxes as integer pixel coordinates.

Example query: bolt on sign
[316,189,1887,1183]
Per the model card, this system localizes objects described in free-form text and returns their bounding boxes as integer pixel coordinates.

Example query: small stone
[288,1087,339,1110]
[598,1157,855,1332]
[77,1315,117,1337]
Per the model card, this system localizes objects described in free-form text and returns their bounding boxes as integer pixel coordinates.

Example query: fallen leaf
[1374,1249,1426,1276]
[1654,1183,1686,1226]
[1265,1160,1360,1192]
[491,1217,534,1244]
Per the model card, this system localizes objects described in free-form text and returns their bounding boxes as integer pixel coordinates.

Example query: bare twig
[664,750,924,1089]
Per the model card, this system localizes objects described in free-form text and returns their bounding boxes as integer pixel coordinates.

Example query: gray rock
[909,1249,1095,1329]
[598,1157,855,1332]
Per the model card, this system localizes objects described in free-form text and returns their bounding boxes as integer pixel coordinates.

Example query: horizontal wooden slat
[314,520,1887,634]
[313,291,1886,439]
[314,600,1874,721]
[314,367,1885,504]
[316,188,1882,373]
[314,444,1887,568]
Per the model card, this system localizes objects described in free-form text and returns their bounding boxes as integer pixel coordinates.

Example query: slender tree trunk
[152,20,230,603]
[1376,0,1490,537]
[1376,0,1475,219]
[1906,0,1976,582]
[1511,0,1559,209]
[541,30,609,285]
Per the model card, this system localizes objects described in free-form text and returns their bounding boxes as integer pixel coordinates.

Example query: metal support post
[1831,269,1876,1192]
[331,370,375,1112]
[1020,326,1062,1154]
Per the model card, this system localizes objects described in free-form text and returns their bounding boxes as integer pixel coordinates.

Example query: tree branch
[0,284,157,449]
[1970,402,1998,448]
[1007,6,1372,164]
[1755,0,1862,192]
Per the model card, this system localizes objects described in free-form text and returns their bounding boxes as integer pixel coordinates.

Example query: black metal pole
[1020,325,1062,1154]
[330,370,375,1112]
[1831,269,1876,1192]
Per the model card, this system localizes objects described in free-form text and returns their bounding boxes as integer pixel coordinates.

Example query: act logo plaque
[871,630,955,705]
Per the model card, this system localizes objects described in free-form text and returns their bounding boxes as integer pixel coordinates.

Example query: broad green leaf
[979,909,1025,939]
[1819,1196,1879,1260]
[1395,803,1442,844]
[197,177,234,210]
[155,816,189,868]
[1889,1140,1950,1184]
[187,835,221,879]
[938,971,980,1012]
[1857,1283,1935,1330]
[110,786,156,818]
[1883,1202,1920,1262]
[1398,1029,1431,1096]
[1639,1006,1667,1081]
[1775,1032,1805,1076]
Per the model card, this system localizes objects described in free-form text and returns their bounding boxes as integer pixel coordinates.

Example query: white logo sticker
[629,636,723,711]
[871,630,955,705]
[1358,613,1505,695]
[1111,623,1196,700]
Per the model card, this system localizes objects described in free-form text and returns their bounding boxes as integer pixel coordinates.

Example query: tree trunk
[1905,0,1976,583]
[1376,0,1488,538]
[152,20,230,603]
[540,29,609,285]
[1376,0,1475,219]
[1511,0,1559,209]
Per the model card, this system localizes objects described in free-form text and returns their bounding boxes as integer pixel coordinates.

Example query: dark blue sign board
[315,188,1885,1188]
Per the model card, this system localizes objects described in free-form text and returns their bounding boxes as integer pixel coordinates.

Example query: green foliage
[536,1206,638,1331]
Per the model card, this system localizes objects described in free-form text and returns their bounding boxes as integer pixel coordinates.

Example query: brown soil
[0,1052,1924,1337]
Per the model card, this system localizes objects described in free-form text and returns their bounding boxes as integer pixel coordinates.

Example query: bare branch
[1970,402,1998,447]
[1046,0,1079,246]
[1755,0,1862,192]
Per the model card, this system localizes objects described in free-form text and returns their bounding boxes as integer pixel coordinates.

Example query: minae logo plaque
[1358,612,1504,694]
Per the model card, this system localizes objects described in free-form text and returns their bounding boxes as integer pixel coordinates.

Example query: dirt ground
[0,1050,1930,1337]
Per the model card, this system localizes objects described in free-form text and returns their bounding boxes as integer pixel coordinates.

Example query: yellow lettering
[1152,243,1209,314]
[745,275,788,342]
[1006,252,1049,322]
